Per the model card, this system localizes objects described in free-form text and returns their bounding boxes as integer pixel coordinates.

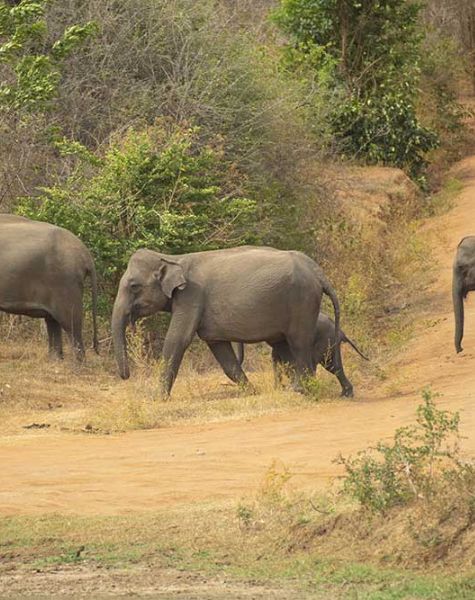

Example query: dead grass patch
[0,333,345,435]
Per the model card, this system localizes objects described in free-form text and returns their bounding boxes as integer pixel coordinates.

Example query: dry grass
[0,320,349,436]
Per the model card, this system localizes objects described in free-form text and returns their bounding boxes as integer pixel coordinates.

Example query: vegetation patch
[1,403,475,596]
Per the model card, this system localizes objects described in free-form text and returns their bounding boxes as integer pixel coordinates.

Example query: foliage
[0,0,96,114]
[333,90,439,178]
[273,0,440,177]
[338,388,469,513]
[17,120,258,299]
[2,0,318,252]
[419,10,471,173]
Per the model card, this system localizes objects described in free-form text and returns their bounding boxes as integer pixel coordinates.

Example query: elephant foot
[341,386,354,398]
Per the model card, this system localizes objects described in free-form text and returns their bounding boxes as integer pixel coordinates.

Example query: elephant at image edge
[111,246,342,397]
[453,235,475,353]
[234,313,369,398]
[0,214,98,359]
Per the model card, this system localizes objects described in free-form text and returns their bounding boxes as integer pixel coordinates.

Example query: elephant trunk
[453,268,465,353]
[111,293,131,379]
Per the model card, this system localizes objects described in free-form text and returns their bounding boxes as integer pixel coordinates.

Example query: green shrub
[338,389,467,513]
[273,0,440,178]
[333,91,439,180]
[17,120,258,304]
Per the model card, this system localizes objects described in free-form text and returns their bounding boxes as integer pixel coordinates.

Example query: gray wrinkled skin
[112,246,342,397]
[0,214,98,360]
[453,236,475,353]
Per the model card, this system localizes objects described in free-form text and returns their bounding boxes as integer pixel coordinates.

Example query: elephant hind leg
[45,316,63,360]
[324,354,353,398]
[270,341,293,388]
[286,336,315,394]
[207,341,253,391]
[59,306,85,362]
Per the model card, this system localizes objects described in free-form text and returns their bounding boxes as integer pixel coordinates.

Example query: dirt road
[1,161,475,516]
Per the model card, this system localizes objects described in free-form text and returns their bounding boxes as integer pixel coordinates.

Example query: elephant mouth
[131,302,156,321]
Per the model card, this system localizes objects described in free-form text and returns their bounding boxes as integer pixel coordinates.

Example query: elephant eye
[130,282,141,293]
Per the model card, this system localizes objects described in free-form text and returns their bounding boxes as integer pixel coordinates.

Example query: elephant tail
[235,342,244,366]
[321,277,342,376]
[343,334,369,361]
[88,263,99,354]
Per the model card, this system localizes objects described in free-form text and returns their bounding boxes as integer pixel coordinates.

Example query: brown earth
[2,567,311,599]
[1,160,475,518]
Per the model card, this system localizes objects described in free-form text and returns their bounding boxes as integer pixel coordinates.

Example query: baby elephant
[236,313,368,397]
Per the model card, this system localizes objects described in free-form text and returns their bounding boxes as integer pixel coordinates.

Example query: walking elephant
[111,246,342,397]
[0,214,98,360]
[453,235,475,353]
[234,313,368,397]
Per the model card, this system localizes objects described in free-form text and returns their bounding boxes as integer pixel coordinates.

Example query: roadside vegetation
[1,392,474,598]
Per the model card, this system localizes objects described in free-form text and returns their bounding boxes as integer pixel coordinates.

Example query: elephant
[111,246,342,397]
[453,235,475,353]
[234,313,368,397]
[0,214,98,360]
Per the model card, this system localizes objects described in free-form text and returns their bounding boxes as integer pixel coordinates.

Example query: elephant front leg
[45,316,63,360]
[207,341,254,392]
[160,313,198,399]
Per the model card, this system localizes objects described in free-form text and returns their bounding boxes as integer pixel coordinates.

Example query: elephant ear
[155,259,187,299]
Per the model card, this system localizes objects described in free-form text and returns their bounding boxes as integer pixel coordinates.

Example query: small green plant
[338,388,463,513]
[236,503,254,531]
[301,373,335,401]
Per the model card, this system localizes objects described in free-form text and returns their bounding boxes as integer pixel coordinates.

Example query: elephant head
[111,251,186,379]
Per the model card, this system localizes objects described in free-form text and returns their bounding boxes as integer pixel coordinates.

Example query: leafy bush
[273,0,440,178]
[338,389,470,513]
[333,91,439,179]
[0,0,96,114]
[18,120,258,302]
[44,0,318,192]
[3,0,326,255]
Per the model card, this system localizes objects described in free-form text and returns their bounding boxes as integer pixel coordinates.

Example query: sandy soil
[1,160,475,518]
[2,567,311,599]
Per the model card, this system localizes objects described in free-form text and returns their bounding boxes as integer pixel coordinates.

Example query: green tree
[274,0,439,178]
[18,121,258,305]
